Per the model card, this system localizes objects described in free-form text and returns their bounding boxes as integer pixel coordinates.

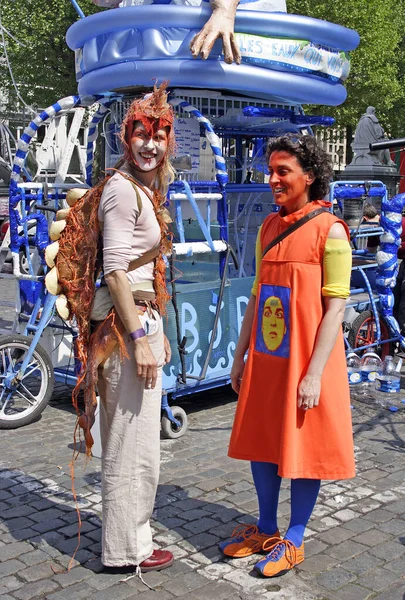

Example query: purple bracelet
[129,328,146,341]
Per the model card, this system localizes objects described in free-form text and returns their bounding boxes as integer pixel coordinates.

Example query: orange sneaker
[219,524,280,558]
[254,538,304,577]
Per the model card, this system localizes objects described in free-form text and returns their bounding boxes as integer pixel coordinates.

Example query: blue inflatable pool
[66,6,359,105]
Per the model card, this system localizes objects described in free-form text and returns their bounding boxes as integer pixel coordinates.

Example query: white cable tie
[120,565,155,590]
[120,573,135,582]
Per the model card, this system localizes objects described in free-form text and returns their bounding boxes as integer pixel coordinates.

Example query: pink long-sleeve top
[98,171,160,284]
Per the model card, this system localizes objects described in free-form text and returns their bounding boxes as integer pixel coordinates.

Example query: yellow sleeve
[251,226,262,296]
[322,238,352,298]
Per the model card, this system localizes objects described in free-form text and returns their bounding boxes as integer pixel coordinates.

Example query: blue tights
[251,461,321,548]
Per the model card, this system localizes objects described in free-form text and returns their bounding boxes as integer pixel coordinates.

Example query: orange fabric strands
[56,180,104,376]
[150,188,172,315]
[56,177,127,456]
[80,311,129,453]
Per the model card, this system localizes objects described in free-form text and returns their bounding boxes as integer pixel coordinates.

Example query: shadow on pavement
[1,466,252,576]
[351,396,405,455]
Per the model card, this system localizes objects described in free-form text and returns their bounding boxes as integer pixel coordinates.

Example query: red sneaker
[139,549,174,572]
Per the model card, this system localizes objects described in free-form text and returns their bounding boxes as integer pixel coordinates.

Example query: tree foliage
[1,0,405,136]
[0,0,101,109]
[288,0,405,136]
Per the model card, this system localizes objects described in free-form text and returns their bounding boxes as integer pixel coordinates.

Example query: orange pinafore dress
[228,201,355,480]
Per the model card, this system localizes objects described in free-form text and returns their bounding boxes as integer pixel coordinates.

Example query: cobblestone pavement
[1,281,405,599]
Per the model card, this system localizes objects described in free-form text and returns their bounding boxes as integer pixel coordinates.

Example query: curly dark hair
[266,135,333,201]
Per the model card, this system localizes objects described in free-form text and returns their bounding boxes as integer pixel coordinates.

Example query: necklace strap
[107,168,155,203]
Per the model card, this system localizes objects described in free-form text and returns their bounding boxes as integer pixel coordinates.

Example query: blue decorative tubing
[9,95,96,257]
[16,293,57,378]
[243,107,335,127]
[334,187,386,199]
[358,267,381,341]
[173,97,228,241]
[10,96,81,187]
[180,181,216,252]
[69,0,85,19]
[19,191,38,278]
[243,107,295,119]
[169,97,228,189]
[217,188,228,244]
[376,192,405,347]
[175,200,185,244]
[169,96,228,270]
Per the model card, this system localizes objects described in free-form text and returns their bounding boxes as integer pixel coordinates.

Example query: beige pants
[98,310,165,566]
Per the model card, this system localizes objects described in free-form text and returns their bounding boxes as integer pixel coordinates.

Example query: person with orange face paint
[96,84,175,574]
[220,135,354,578]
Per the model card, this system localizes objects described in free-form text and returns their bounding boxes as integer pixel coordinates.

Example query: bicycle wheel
[0,334,54,429]
[347,310,394,359]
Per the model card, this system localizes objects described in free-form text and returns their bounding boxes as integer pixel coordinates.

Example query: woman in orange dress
[220,135,355,577]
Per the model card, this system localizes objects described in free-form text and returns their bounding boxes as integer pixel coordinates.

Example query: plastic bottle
[346,353,362,386]
[360,352,382,397]
[375,355,401,408]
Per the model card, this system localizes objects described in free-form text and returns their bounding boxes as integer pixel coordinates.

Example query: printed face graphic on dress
[130,121,168,172]
[255,285,290,358]
[262,296,287,352]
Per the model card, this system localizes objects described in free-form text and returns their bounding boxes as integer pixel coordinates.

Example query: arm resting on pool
[190,0,241,64]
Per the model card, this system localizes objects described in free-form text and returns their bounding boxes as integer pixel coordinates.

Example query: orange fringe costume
[55,84,174,456]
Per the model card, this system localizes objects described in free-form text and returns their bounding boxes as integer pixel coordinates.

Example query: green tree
[288,0,405,136]
[0,0,101,109]
[2,0,405,136]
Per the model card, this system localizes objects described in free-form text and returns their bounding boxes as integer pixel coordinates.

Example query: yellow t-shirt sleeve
[322,238,352,298]
[251,230,351,298]
[251,226,263,296]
